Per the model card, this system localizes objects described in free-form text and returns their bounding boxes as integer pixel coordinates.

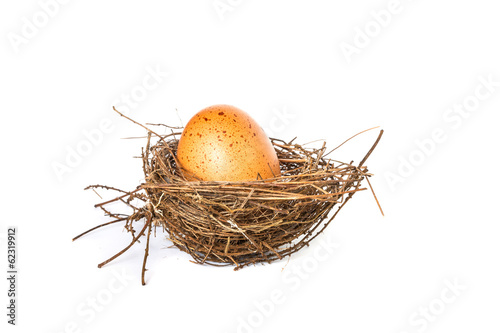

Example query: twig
[97,217,149,269]
[72,218,127,241]
[365,176,384,216]
[358,129,384,167]
[324,126,380,158]
[141,215,153,285]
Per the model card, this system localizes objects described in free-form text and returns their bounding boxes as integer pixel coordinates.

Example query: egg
[176,104,281,182]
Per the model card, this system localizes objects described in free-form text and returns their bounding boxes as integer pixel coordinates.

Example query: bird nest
[74,112,383,285]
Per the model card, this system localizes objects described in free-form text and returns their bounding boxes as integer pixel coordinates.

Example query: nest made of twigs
[74,111,383,285]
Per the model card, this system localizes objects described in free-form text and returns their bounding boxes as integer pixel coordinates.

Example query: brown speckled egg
[176,104,281,182]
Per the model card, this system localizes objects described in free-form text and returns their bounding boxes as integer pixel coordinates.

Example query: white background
[1,0,499,332]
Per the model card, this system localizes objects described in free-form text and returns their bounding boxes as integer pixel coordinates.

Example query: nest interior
[75,117,383,285]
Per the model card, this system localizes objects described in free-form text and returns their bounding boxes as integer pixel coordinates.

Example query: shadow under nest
[74,120,383,285]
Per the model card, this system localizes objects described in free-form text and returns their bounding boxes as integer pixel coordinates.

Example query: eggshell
[176,104,281,182]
